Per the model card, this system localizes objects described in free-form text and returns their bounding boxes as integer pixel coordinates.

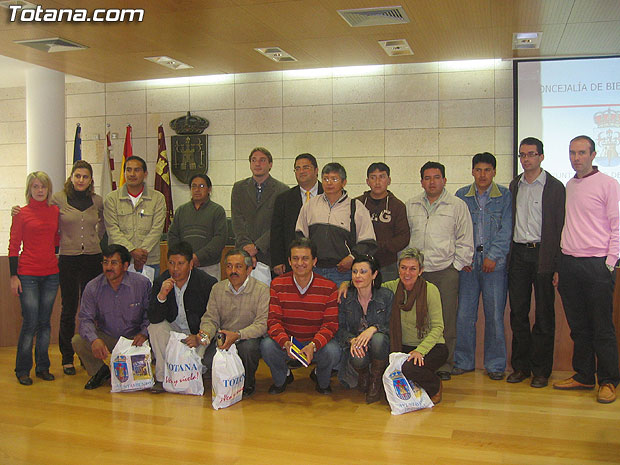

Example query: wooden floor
[1,346,619,465]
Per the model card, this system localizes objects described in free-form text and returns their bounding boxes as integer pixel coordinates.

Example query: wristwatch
[198,330,209,346]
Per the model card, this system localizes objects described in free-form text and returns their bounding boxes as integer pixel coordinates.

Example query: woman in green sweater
[385,247,447,403]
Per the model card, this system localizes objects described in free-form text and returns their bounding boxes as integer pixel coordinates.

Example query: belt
[514,242,539,249]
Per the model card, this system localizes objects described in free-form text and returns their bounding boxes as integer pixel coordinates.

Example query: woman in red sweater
[9,171,60,386]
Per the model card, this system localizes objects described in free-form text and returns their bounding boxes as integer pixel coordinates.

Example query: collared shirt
[255,180,264,203]
[293,272,314,295]
[475,187,490,247]
[514,169,546,243]
[78,271,151,343]
[172,271,191,333]
[300,182,319,204]
[422,188,447,215]
[228,275,250,295]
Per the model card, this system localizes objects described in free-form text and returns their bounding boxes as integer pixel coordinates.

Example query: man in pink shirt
[554,135,619,404]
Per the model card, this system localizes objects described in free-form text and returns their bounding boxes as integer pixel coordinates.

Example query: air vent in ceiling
[0,0,36,9]
[14,37,88,53]
[255,47,297,63]
[338,6,410,27]
[513,32,542,50]
[378,39,413,56]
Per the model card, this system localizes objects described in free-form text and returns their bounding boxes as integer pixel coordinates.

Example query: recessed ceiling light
[145,56,193,70]
[14,37,88,53]
[255,47,297,62]
[378,39,413,56]
[513,32,542,49]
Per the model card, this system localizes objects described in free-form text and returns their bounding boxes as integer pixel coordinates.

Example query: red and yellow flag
[155,125,173,232]
[118,125,132,187]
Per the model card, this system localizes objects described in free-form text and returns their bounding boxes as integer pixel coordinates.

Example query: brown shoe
[430,380,443,404]
[597,384,616,404]
[553,376,595,390]
[354,366,370,393]
[366,359,387,404]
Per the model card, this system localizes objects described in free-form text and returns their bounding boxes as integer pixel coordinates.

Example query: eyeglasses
[518,151,540,159]
[102,259,121,266]
[191,184,207,189]
[322,176,341,183]
[294,165,314,172]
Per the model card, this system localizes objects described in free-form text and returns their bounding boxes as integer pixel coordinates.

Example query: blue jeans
[260,336,341,389]
[348,332,390,369]
[15,274,59,377]
[455,258,507,373]
[314,267,351,287]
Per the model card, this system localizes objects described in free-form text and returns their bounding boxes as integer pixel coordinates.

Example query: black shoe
[84,365,111,390]
[530,376,548,388]
[151,381,165,394]
[315,383,332,395]
[35,370,55,381]
[63,365,76,376]
[309,368,318,384]
[17,375,33,386]
[506,370,530,383]
[488,371,505,381]
[451,367,474,376]
[243,384,256,398]
[436,371,451,381]
[268,371,294,394]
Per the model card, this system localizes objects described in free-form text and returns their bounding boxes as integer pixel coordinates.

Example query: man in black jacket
[271,153,323,275]
[148,241,217,392]
[506,137,565,388]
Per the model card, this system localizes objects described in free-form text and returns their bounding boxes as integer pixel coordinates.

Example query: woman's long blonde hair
[25,171,53,203]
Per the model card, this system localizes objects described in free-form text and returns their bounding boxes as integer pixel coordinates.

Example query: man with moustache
[271,153,323,276]
[167,174,227,281]
[104,155,166,276]
[198,248,269,397]
[147,241,218,393]
[357,162,410,281]
[554,135,620,404]
[231,147,288,267]
[506,137,565,388]
[261,238,340,395]
[72,244,151,390]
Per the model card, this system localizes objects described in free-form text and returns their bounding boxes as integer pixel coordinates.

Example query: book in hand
[289,337,310,367]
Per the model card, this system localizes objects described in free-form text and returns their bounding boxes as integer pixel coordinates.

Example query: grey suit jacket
[231,175,289,265]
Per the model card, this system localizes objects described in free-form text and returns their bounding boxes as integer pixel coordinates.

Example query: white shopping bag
[383,352,434,415]
[211,344,245,410]
[163,331,204,395]
[250,261,271,286]
[110,336,154,392]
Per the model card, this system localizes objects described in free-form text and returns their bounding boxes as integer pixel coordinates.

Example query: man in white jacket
[406,161,474,381]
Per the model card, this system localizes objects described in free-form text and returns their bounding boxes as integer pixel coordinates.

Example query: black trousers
[58,254,102,365]
[557,254,619,386]
[508,244,556,377]
[400,343,448,397]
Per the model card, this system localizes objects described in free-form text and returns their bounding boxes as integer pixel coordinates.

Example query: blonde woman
[9,171,60,385]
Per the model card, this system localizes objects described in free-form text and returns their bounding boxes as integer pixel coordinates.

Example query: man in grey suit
[231,147,289,267]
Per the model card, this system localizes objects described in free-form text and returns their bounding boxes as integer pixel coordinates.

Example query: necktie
[305,190,311,203]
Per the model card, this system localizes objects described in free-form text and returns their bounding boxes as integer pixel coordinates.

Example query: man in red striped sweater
[261,238,341,394]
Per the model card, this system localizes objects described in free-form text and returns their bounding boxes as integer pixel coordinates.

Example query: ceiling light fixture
[144,56,193,70]
[14,37,88,53]
[513,32,542,50]
[255,47,297,62]
[0,0,36,9]
[378,39,413,56]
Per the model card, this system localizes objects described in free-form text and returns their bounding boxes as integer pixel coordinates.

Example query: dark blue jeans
[15,273,59,377]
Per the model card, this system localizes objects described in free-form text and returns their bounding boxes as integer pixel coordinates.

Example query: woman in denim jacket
[337,255,393,403]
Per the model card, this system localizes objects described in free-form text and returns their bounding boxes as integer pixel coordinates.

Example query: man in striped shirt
[261,238,341,394]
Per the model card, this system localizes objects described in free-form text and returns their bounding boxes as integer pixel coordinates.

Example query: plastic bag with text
[383,352,434,415]
[211,344,245,410]
[111,337,154,392]
[163,331,204,395]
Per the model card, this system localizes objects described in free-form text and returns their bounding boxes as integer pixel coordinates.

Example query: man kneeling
[72,244,151,389]
[148,241,217,393]
[261,238,341,394]
[198,249,269,397]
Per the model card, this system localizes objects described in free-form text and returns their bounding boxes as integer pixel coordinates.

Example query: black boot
[354,365,370,393]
